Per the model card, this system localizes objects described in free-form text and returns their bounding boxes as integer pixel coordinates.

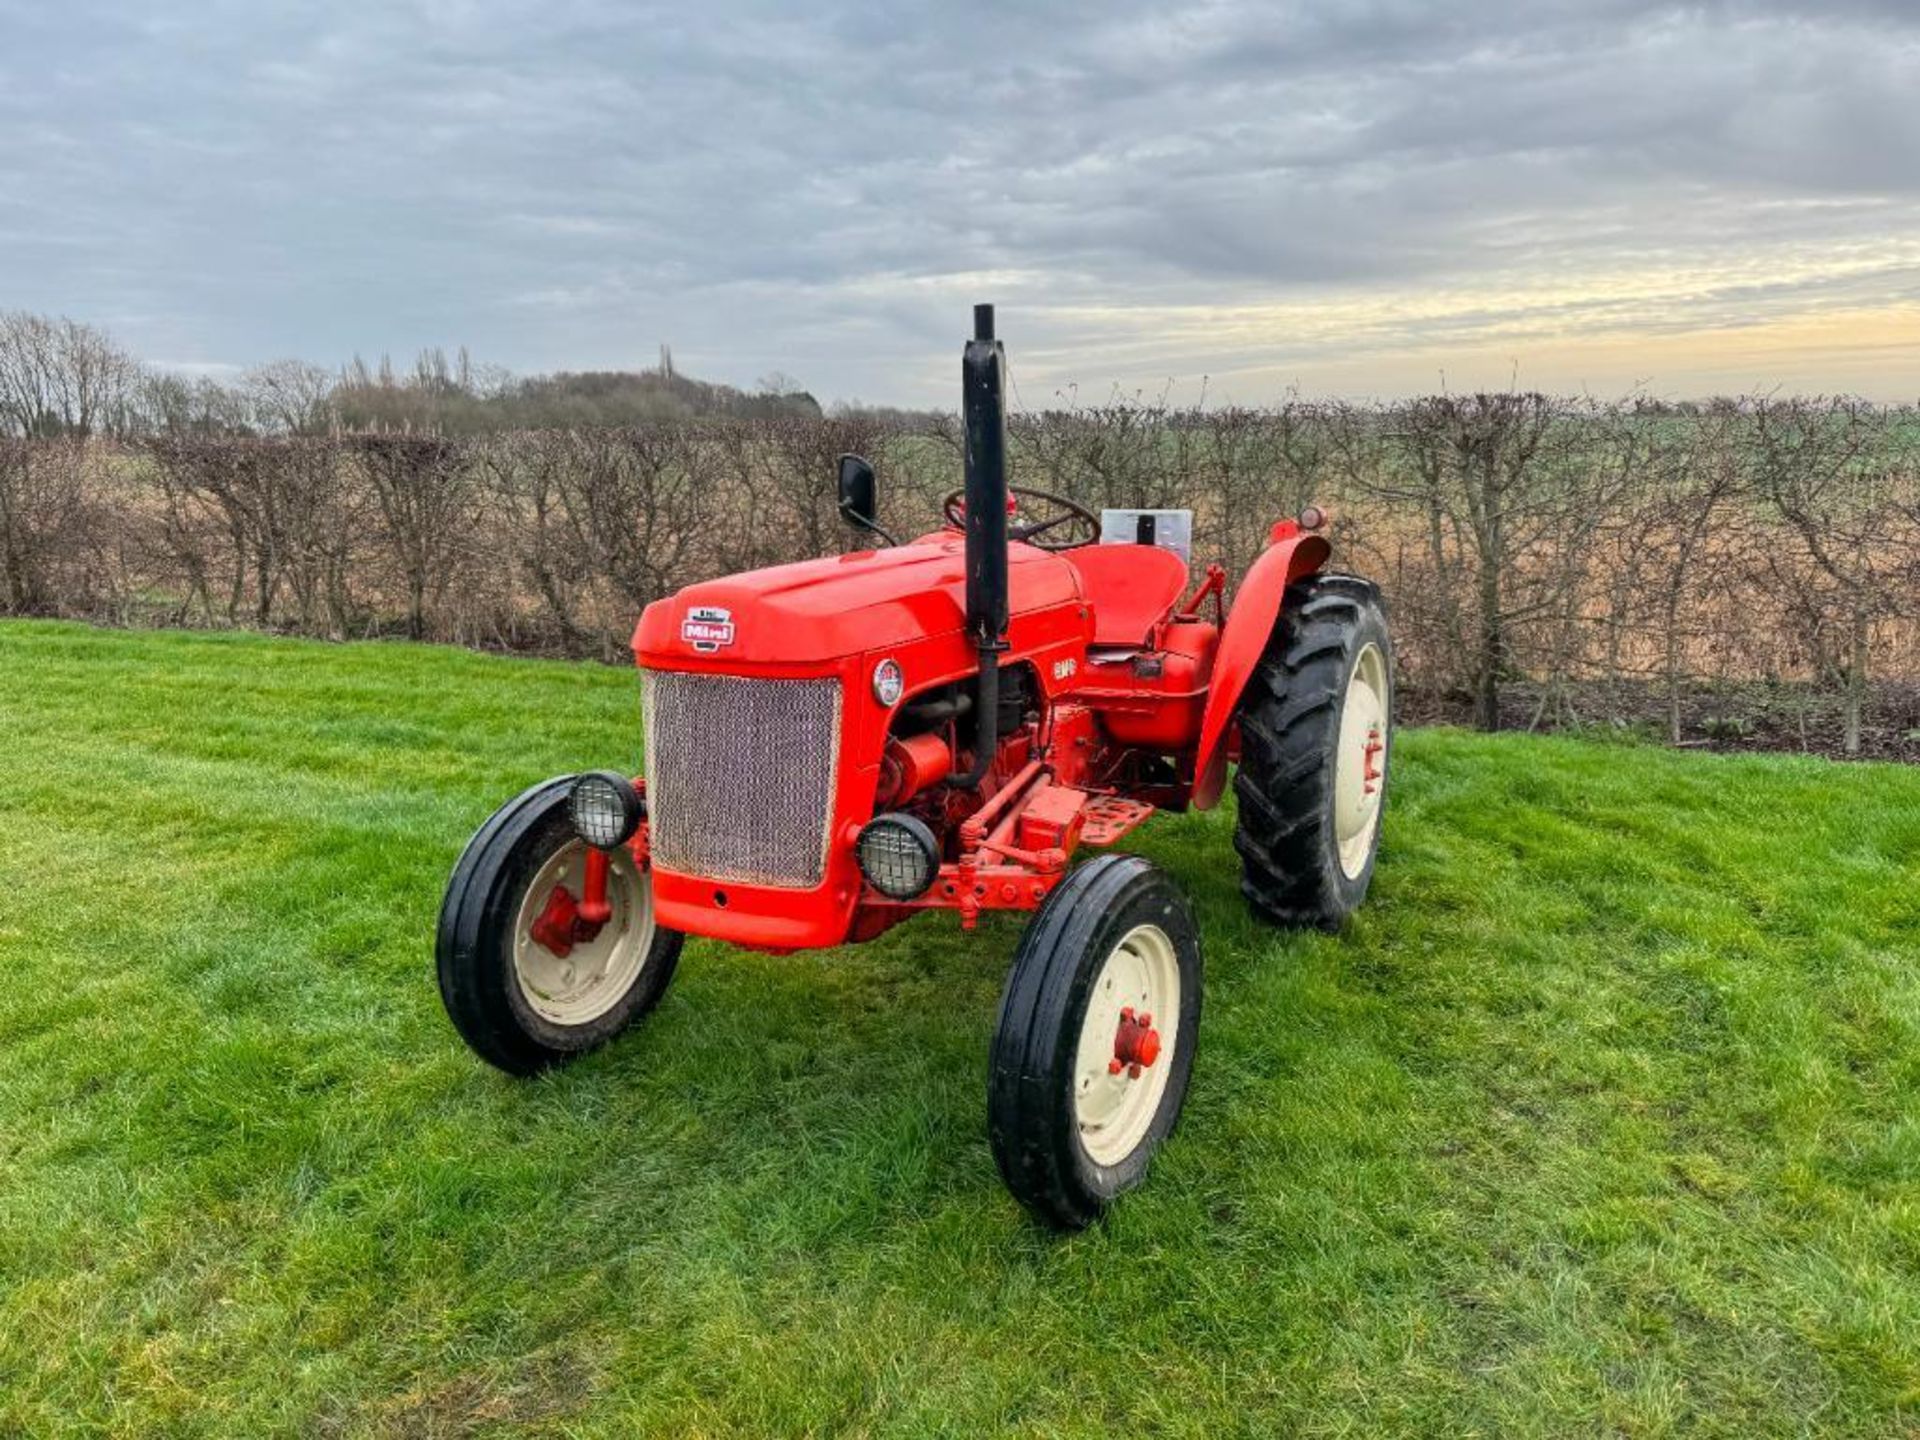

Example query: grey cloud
[1,0,1915,402]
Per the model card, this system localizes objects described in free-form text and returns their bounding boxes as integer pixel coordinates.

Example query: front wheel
[988,855,1202,1229]
[436,777,684,1075]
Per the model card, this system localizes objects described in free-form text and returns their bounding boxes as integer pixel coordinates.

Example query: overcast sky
[3,0,1917,405]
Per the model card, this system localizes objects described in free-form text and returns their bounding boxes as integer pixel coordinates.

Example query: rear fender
[1190,531,1331,809]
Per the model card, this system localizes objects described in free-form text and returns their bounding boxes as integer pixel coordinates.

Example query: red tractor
[437,307,1393,1227]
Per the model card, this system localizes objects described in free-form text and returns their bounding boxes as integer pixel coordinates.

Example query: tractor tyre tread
[988,855,1202,1229]
[1232,572,1394,930]
[436,778,682,1076]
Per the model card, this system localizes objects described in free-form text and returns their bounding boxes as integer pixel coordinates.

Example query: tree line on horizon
[2,308,1916,760]
[0,309,850,439]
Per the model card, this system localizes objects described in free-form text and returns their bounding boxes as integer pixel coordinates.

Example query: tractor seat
[1066,543,1190,649]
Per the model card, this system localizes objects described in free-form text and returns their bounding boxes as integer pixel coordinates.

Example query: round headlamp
[856,813,939,900]
[568,771,643,849]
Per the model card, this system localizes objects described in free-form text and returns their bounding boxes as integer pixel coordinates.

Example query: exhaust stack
[955,303,1010,788]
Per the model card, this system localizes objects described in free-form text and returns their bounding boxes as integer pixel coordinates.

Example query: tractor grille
[641,671,843,889]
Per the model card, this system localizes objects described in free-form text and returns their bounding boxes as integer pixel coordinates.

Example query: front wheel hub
[527,883,609,957]
[1108,1006,1162,1079]
[1073,923,1181,1166]
[512,842,654,1026]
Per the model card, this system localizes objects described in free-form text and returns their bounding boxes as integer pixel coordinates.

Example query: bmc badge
[681,604,735,653]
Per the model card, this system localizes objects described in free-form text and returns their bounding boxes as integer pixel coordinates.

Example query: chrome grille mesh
[641,672,842,888]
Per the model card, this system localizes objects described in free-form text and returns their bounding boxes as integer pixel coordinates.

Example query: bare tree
[140,437,351,628]
[277,439,364,637]
[0,312,144,439]
[1614,404,1755,743]
[141,371,253,436]
[244,360,337,435]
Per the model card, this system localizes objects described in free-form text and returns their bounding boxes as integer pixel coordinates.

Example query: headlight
[856,813,939,900]
[568,771,643,849]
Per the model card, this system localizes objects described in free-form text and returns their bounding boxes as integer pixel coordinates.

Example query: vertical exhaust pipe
[955,303,1009,788]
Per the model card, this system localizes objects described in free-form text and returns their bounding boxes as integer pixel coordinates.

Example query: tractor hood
[633,536,1084,667]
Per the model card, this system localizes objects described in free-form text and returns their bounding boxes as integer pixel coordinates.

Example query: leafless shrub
[1338,392,1570,729]
[1014,390,1193,515]
[1748,399,1920,754]
[0,438,93,612]
[139,437,362,632]
[475,428,709,660]
[355,435,478,641]
[472,430,593,651]
[1613,403,1757,743]
[273,439,363,638]
[755,415,884,560]
[1199,399,1329,586]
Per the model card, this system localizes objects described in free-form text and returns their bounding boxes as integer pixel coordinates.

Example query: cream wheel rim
[511,842,655,1026]
[1073,923,1180,1167]
[1332,641,1389,879]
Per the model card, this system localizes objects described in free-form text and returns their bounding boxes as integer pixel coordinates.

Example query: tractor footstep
[1081,796,1155,846]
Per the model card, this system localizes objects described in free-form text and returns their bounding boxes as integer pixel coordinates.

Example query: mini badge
[681,604,735,652]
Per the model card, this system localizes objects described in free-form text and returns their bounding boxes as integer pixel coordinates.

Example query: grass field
[2,620,1918,1437]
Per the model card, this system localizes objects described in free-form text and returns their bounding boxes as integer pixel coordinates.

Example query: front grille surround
[641,671,843,889]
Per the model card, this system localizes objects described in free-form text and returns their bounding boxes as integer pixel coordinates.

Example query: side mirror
[836,453,896,545]
[837,453,878,529]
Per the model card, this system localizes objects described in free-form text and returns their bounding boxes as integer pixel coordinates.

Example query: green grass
[2,620,1918,1437]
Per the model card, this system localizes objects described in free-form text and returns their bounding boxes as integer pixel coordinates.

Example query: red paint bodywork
[1190,526,1332,809]
[629,518,1327,952]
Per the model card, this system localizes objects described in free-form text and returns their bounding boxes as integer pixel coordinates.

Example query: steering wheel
[941,486,1100,552]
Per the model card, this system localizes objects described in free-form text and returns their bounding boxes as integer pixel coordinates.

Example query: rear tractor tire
[1233,573,1394,930]
[437,777,684,1075]
[988,855,1203,1229]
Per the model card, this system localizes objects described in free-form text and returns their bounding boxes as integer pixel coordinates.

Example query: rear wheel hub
[1333,641,1390,879]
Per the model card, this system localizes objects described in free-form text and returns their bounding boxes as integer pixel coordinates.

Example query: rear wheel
[988,855,1202,1229]
[1234,573,1393,929]
[437,778,683,1075]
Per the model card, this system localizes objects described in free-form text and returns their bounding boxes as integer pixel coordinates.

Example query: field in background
[3,620,1917,1436]
[5,394,1919,760]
